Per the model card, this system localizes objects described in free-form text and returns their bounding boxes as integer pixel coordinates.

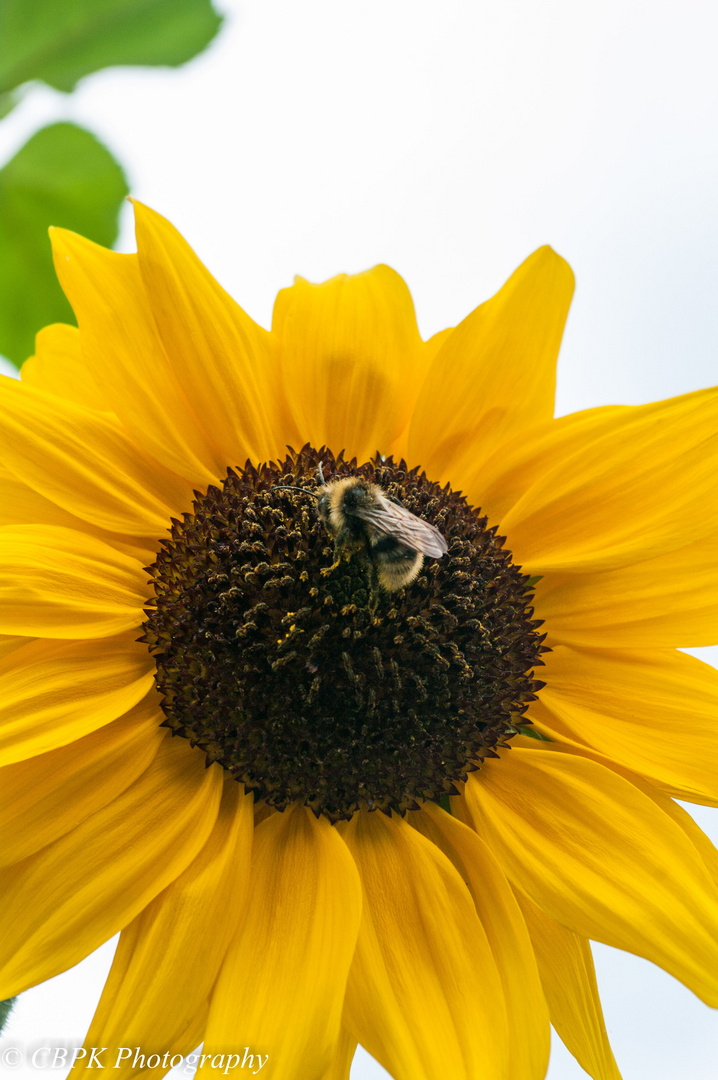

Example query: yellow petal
[499,387,718,573]
[463,746,718,1005]
[407,246,574,484]
[340,811,508,1080]
[535,530,718,648]
[0,466,159,565]
[0,694,165,864]
[515,890,621,1080]
[0,464,102,529]
[21,323,106,410]
[0,736,223,999]
[320,1029,357,1080]
[473,405,628,526]
[533,646,718,805]
[508,735,718,1068]
[82,779,253,1071]
[411,801,550,1080]
[622,763,718,883]
[51,228,224,486]
[0,636,28,662]
[0,378,193,537]
[0,525,148,639]
[379,327,455,464]
[272,265,423,461]
[205,805,361,1080]
[75,1014,208,1078]
[511,736,718,886]
[133,201,296,468]
[94,1013,208,1080]
[0,632,154,768]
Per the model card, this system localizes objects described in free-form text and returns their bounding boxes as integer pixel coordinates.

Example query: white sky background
[1,0,718,1076]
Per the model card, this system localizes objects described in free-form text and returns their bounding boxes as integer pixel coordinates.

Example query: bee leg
[366,559,381,616]
[320,530,350,577]
[320,554,342,578]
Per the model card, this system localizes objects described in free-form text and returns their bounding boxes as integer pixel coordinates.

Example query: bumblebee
[316,474,448,592]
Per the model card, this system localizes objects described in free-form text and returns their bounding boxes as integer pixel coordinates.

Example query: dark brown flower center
[141,446,546,820]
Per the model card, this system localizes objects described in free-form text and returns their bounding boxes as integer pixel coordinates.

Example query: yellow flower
[2,201,718,1080]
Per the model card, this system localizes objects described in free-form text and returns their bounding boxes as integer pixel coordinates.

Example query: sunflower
[1,202,718,1080]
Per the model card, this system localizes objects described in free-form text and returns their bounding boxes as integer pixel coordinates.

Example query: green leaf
[0,88,21,119]
[517,725,553,742]
[0,0,222,95]
[0,997,16,1034]
[0,122,128,366]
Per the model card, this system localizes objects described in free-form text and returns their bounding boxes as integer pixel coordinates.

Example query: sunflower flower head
[139,444,546,820]
[2,201,718,1080]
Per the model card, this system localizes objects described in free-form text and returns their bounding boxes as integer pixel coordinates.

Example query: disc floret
[142,446,546,820]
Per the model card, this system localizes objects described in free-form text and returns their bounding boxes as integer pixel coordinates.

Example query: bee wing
[354,495,448,558]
